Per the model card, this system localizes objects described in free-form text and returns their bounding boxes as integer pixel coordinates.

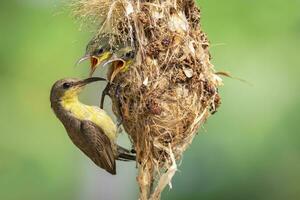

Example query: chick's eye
[96,48,104,55]
[63,83,71,89]
[125,51,134,59]
[125,52,131,58]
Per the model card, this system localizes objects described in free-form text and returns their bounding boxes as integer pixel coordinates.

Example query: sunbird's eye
[63,82,71,89]
[96,48,104,55]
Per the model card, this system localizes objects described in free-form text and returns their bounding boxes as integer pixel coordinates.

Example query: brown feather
[79,120,116,174]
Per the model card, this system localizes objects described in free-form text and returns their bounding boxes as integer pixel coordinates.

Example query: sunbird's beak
[75,77,107,87]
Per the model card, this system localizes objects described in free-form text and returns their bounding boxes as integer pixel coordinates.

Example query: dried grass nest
[72,0,223,199]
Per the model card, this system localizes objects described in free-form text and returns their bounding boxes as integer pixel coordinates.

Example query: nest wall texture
[73,0,222,199]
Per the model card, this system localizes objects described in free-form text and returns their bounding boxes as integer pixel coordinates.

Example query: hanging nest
[72,0,223,199]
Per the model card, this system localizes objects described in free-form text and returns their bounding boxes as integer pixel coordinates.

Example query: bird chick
[106,46,136,82]
[77,34,114,77]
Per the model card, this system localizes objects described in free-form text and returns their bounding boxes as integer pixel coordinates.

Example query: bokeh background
[1,0,300,199]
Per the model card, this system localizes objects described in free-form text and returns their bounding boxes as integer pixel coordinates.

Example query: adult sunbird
[77,34,113,77]
[50,77,135,175]
[100,47,136,109]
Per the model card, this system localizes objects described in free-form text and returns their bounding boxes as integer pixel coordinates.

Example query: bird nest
[72,0,222,199]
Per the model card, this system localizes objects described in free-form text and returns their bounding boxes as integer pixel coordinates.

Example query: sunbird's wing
[80,120,116,175]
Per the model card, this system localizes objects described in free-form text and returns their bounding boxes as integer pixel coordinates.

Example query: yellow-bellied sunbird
[77,34,113,77]
[100,47,136,109]
[50,77,135,175]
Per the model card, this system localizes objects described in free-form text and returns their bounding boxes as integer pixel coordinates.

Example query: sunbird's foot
[117,145,136,161]
[130,149,136,154]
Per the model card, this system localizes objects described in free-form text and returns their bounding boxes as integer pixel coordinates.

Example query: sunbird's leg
[100,83,110,109]
[117,119,123,128]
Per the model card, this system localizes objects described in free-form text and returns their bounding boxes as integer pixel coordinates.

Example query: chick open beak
[104,56,126,82]
[75,55,100,77]
[89,56,100,77]
[76,55,90,66]
[90,52,113,77]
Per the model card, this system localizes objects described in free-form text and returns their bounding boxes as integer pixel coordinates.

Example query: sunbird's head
[105,47,136,82]
[77,35,113,77]
[50,77,106,103]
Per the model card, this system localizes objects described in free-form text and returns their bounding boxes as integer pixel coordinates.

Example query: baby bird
[77,34,114,77]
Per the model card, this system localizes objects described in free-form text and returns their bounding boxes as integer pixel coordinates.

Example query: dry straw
[72,0,222,199]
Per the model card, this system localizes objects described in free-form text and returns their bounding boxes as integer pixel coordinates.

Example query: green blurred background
[0,0,299,199]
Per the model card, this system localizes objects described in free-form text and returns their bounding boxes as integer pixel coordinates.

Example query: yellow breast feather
[61,97,117,141]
